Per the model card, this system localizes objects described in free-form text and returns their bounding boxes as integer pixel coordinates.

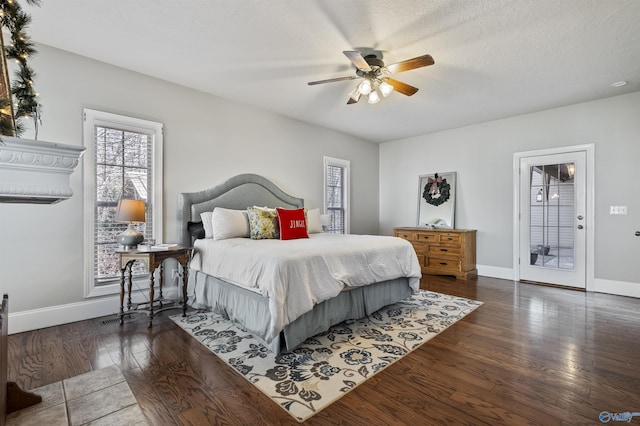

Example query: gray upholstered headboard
[177,173,304,246]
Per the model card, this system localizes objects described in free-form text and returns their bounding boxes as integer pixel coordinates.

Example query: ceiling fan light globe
[358,79,372,95]
[379,80,394,97]
[368,90,380,104]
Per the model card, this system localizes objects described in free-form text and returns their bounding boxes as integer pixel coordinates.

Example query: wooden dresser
[394,227,477,280]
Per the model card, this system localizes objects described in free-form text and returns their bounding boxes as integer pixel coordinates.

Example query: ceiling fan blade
[343,51,372,72]
[308,76,358,85]
[347,91,361,104]
[386,54,434,74]
[386,78,419,96]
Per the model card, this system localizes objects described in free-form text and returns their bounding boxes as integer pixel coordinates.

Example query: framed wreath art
[417,172,456,229]
[422,173,451,206]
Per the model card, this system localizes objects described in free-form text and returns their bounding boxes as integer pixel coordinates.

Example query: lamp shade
[115,199,145,249]
[115,199,146,223]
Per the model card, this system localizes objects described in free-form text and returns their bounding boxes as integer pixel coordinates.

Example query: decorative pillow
[277,208,309,240]
[247,206,280,240]
[306,208,323,234]
[200,211,214,239]
[212,208,250,240]
[187,221,206,240]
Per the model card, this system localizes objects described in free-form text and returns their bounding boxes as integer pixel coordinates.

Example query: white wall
[0,44,379,331]
[380,91,640,295]
[4,42,638,332]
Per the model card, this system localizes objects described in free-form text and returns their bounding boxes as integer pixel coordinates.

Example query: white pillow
[200,211,214,239]
[213,208,250,240]
[306,208,323,233]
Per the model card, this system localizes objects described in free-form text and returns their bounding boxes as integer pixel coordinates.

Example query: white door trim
[513,144,595,291]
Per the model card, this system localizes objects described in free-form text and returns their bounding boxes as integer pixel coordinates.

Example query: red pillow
[276,208,309,240]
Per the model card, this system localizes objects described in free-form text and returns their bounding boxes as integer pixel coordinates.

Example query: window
[83,109,163,297]
[323,156,350,234]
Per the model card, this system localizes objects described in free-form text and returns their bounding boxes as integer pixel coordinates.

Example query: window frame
[83,109,163,298]
[323,156,350,234]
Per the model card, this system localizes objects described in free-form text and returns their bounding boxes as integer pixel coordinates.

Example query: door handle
[577,225,584,230]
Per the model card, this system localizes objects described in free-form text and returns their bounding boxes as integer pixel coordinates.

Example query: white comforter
[191,233,421,340]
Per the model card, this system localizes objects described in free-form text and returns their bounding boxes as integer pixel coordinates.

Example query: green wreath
[422,180,451,206]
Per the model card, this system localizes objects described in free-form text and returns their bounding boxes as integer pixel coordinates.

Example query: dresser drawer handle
[440,249,448,252]
[440,262,448,266]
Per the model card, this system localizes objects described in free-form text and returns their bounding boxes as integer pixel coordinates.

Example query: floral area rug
[171,290,482,422]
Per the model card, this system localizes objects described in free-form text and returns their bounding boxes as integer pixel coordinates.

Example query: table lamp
[115,199,146,249]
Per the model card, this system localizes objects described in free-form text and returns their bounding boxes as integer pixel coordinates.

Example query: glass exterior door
[519,151,586,288]
[529,162,575,270]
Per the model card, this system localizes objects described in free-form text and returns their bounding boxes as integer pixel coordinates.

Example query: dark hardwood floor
[8,276,640,425]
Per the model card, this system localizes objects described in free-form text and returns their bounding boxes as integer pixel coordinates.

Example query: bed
[177,173,421,354]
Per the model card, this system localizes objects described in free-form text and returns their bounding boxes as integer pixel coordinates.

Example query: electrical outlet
[610,206,628,215]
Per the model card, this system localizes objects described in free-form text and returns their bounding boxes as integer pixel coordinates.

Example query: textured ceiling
[24,0,640,143]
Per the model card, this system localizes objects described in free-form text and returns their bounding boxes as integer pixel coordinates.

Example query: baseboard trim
[8,297,120,334]
[9,275,637,334]
[477,264,639,299]
[477,265,514,281]
[8,287,180,334]
[594,278,640,298]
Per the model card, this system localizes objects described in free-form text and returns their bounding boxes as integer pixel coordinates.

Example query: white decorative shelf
[0,136,85,204]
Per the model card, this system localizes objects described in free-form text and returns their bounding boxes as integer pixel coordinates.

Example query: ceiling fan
[308,51,434,104]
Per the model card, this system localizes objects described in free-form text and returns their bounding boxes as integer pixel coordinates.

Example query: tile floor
[7,365,147,425]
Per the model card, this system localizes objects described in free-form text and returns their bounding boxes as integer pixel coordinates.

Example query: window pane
[123,132,148,168]
[558,181,574,206]
[528,162,576,271]
[95,206,121,244]
[530,225,543,247]
[96,243,121,280]
[325,162,346,233]
[96,165,123,202]
[94,125,153,286]
[328,208,344,233]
